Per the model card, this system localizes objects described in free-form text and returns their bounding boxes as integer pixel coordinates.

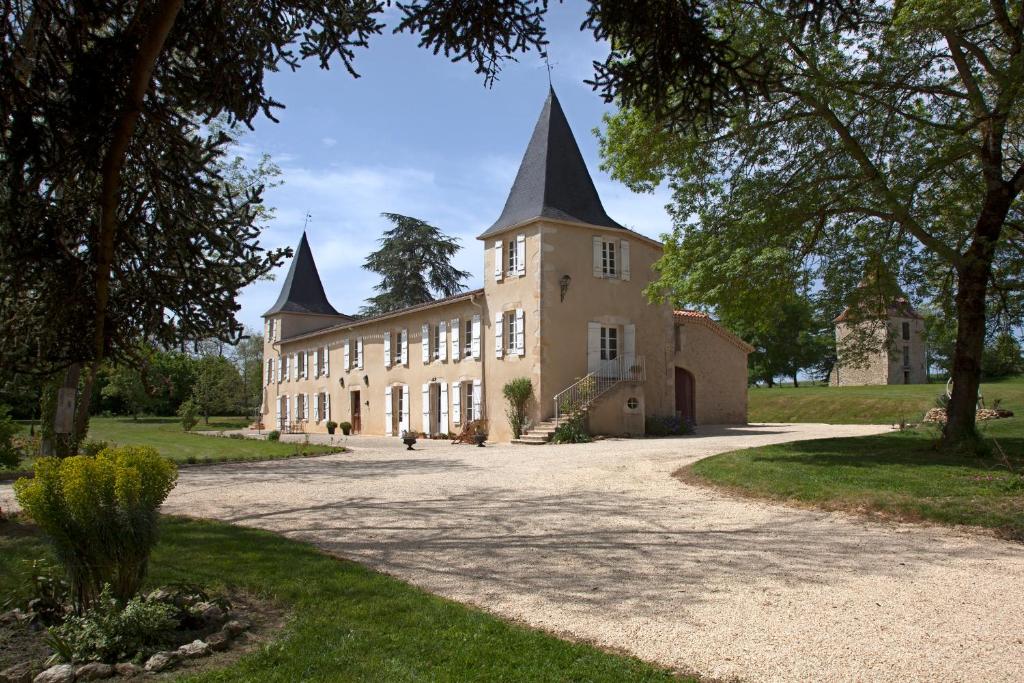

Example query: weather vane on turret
[541,50,555,87]
[303,210,312,231]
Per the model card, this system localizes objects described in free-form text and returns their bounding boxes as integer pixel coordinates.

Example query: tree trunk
[943,192,1008,450]
[792,373,800,388]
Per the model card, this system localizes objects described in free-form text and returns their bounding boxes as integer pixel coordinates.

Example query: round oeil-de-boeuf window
[626,397,639,410]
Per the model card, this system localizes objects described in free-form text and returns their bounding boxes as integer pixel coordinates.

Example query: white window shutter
[357,337,364,369]
[440,382,449,434]
[306,352,311,379]
[401,329,408,365]
[620,240,631,281]
[323,346,330,376]
[494,240,503,281]
[277,356,282,382]
[471,315,481,359]
[624,324,636,366]
[451,318,460,361]
[494,312,504,358]
[325,393,331,422]
[292,394,298,422]
[343,339,350,371]
[313,393,319,421]
[593,236,603,277]
[275,395,281,427]
[439,321,448,361]
[401,384,410,434]
[384,331,392,368]
[422,383,430,433]
[452,381,462,426]
[515,309,525,356]
[421,323,430,363]
[587,322,601,372]
[472,379,482,420]
[516,234,526,276]
[384,386,393,436]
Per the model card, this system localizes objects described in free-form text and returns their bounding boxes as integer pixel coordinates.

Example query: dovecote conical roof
[479,87,624,239]
[263,232,344,317]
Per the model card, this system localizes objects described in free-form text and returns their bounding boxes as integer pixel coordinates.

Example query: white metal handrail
[553,355,645,426]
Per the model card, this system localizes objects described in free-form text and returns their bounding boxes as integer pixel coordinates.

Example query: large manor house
[260,89,754,442]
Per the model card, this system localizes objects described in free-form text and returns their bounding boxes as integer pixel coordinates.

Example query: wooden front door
[350,391,361,434]
[675,367,695,424]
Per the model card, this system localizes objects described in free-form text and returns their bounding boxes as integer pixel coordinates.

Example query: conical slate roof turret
[479,88,624,238]
[263,232,344,317]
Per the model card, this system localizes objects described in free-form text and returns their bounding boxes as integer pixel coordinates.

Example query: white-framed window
[296,393,306,420]
[602,240,616,276]
[500,309,525,357]
[267,318,276,341]
[507,238,518,274]
[600,326,618,361]
[592,236,631,281]
[464,319,473,357]
[432,324,441,361]
[282,354,290,381]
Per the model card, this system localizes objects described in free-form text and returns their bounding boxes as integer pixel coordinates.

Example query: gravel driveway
[3,423,1022,682]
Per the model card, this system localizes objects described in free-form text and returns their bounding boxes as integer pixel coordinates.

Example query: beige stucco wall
[587,382,646,436]
[531,220,676,427]
[831,317,927,386]
[264,296,483,436]
[674,321,749,425]
[479,225,543,442]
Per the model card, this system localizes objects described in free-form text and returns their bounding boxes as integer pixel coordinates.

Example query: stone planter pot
[473,433,486,447]
[402,436,417,450]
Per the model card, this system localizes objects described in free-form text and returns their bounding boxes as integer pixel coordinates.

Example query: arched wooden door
[675,367,695,424]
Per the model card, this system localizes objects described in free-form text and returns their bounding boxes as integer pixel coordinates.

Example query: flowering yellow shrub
[14,446,177,610]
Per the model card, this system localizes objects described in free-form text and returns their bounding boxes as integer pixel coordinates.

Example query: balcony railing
[553,355,645,426]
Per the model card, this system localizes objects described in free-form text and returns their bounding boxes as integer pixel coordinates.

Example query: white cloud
[321,137,338,147]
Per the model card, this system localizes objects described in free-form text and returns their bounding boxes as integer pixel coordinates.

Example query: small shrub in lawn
[13,446,178,610]
[228,433,246,440]
[186,456,198,464]
[46,586,178,664]
[177,400,199,432]
[79,439,109,457]
[551,414,591,444]
[267,430,280,442]
[202,456,213,465]
[0,404,21,469]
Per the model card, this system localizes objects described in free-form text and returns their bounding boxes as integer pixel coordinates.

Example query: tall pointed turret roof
[479,87,624,239]
[263,232,344,317]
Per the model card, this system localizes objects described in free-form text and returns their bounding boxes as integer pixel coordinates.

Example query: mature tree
[720,294,832,386]
[100,364,154,421]
[360,213,470,316]
[599,0,1024,450]
[190,355,243,424]
[228,332,264,419]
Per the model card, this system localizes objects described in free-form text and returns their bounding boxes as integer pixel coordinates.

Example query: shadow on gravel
[193,484,1012,618]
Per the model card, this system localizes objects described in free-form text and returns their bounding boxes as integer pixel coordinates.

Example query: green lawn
[749,376,1024,424]
[686,416,1024,540]
[0,517,689,682]
[3,416,342,474]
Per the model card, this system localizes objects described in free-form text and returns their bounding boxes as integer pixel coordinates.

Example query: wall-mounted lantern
[559,274,571,302]
[363,374,369,386]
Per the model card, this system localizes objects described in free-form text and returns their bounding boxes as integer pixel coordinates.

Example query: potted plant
[340,421,352,435]
[325,420,337,435]
[401,430,417,450]
[473,424,487,447]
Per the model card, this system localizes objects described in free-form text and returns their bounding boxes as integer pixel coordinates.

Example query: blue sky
[236,1,673,330]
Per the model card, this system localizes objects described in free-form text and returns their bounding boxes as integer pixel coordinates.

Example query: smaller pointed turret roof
[479,87,624,239]
[263,232,344,317]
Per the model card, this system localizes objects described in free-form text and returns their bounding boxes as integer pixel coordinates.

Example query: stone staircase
[511,418,560,445]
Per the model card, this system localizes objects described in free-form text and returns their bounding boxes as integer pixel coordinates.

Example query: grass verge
[0,516,690,682]
[748,376,1024,424]
[2,416,344,476]
[683,419,1024,541]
